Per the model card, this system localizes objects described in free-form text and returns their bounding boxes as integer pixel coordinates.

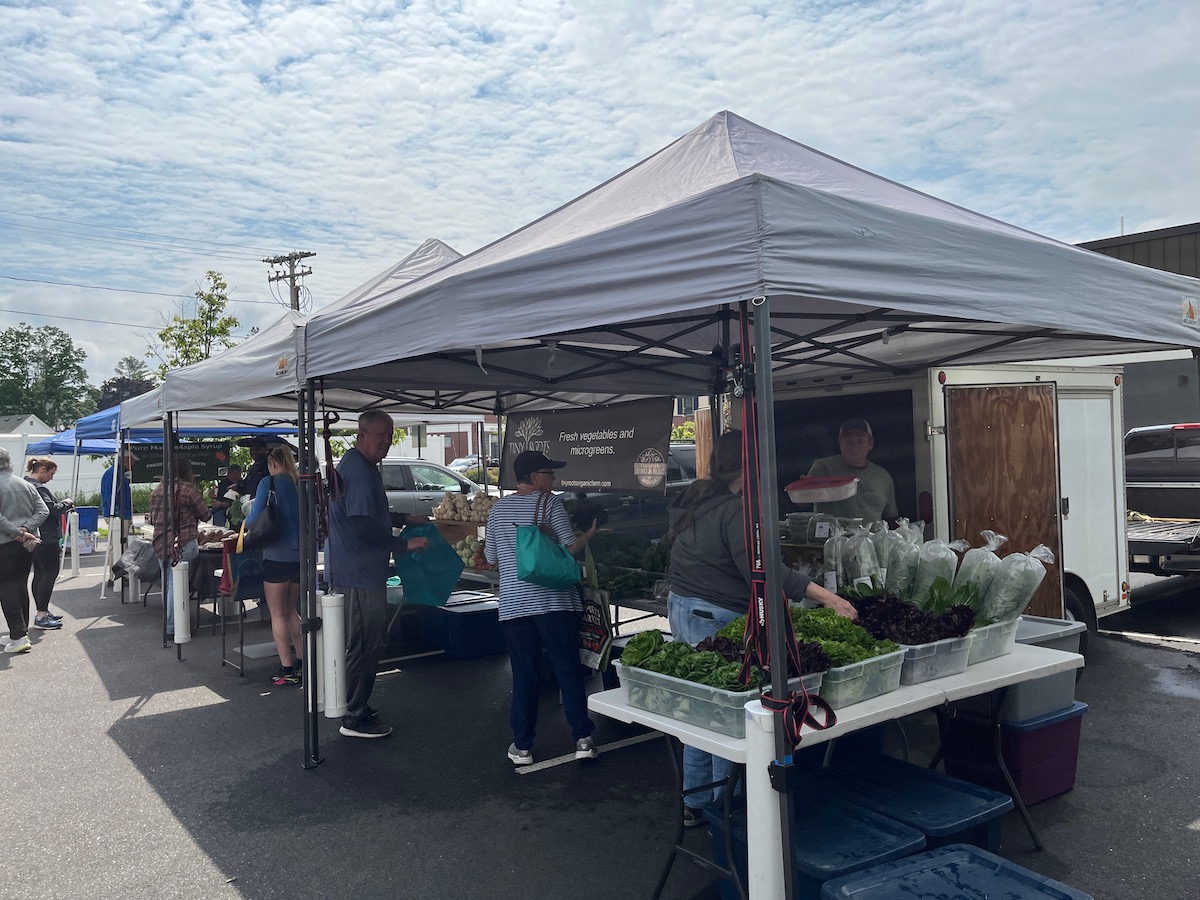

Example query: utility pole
[263,251,316,311]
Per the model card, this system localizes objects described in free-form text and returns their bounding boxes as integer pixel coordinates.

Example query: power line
[0,306,158,328]
[0,273,284,305]
[0,305,258,338]
[0,208,281,254]
[0,274,190,298]
[3,220,264,262]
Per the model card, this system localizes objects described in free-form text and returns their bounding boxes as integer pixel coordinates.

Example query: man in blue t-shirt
[328,410,428,739]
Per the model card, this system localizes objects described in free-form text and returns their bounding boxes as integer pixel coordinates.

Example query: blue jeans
[501,611,594,749]
[668,592,743,808]
[164,539,199,634]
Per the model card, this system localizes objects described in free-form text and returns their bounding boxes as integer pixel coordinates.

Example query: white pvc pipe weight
[320,592,347,718]
[172,561,190,644]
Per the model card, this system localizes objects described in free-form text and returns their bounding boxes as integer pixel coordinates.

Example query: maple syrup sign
[499,398,673,492]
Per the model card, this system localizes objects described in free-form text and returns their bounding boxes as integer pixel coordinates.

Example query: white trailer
[773,363,1129,635]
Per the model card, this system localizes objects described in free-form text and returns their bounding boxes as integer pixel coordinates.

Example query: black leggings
[31,542,61,613]
[0,541,35,641]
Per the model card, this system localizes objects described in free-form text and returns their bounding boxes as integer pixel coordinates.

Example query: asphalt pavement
[3,553,1200,900]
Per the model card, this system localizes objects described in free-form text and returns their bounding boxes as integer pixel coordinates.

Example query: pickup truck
[1125,423,1200,575]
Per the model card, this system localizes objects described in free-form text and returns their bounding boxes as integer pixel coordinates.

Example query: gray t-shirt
[806,455,898,521]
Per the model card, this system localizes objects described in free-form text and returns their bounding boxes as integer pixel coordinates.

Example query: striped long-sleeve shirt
[485,490,581,622]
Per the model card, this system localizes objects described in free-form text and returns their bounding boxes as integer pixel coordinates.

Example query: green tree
[671,421,696,442]
[148,270,240,377]
[97,356,157,409]
[0,323,97,428]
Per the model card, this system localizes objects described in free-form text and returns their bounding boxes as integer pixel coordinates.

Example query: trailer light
[937,371,946,384]
[1114,375,1121,386]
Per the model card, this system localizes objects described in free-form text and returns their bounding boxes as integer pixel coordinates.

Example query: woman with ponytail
[665,429,856,827]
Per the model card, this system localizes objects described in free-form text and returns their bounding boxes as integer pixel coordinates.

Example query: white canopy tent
[278,111,1200,893]
[298,111,1200,404]
[161,239,464,418]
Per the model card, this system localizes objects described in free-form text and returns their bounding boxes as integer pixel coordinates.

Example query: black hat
[838,418,873,437]
[513,450,566,481]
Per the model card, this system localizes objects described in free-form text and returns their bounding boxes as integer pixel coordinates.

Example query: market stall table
[588,642,1083,900]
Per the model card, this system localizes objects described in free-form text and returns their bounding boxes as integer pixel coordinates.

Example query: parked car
[1125,423,1200,519]
[447,454,497,473]
[379,458,488,518]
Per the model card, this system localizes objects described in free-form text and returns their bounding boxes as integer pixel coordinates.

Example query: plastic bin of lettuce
[819,649,906,709]
[614,660,823,738]
[966,618,1019,666]
[899,635,973,685]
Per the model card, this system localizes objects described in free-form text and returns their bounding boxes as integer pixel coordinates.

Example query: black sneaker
[271,667,293,686]
[340,717,392,739]
[683,806,705,829]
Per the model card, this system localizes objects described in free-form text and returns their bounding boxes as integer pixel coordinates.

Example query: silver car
[379,458,486,518]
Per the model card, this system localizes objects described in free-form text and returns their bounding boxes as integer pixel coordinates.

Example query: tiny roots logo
[1184,297,1199,329]
[507,417,550,454]
[275,353,291,376]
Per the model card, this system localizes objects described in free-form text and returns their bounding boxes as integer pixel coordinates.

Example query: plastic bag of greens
[843,525,882,590]
[822,529,848,592]
[883,518,921,598]
[910,538,970,608]
[981,544,1056,622]
[871,522,903,585]
[808,513,841,543]
[954,530,1008,597]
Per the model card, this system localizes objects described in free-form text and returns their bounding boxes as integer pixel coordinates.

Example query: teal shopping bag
[394,523,464,606]
[515,493,581,589]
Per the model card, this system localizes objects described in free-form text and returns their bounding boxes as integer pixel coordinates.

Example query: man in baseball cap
[511,450,566,482]
[806,417,898,521]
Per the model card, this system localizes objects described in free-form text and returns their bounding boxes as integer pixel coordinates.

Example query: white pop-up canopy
[299,111,1200,406]
[162,239,464,418]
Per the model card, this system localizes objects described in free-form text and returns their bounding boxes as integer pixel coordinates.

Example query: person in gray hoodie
[0,448,49,654]
[666,429,856,827]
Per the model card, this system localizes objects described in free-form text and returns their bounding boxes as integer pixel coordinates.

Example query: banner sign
[499,398,674,492]
[129,442,232,483]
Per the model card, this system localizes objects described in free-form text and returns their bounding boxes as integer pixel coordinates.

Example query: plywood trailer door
[944,382,1064,618]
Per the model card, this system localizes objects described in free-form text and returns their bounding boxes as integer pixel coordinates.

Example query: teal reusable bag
[394,522,464,606]
[516,493,581,589]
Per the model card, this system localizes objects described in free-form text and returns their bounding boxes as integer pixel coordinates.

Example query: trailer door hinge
[1061,497,1070,517]
[927,422,946,439]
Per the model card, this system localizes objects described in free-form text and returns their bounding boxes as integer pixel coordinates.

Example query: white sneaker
[575,736,598,760]
[4,636,32,654]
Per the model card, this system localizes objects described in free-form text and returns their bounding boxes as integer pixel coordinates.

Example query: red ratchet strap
[733,301,836,747]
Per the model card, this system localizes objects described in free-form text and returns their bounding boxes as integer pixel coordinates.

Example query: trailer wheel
[1063,586,1090,679]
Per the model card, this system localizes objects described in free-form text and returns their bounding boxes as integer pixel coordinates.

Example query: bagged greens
[910,538,969,607]
[823,529,848,591]
[843,525,883,590]
[981,544,1056,622]
[884,518,923,598]
[954,530,1008,597]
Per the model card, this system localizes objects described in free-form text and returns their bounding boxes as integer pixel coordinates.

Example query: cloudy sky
[2,0,1197,385]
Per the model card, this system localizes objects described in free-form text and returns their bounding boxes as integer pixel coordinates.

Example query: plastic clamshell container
[1016,615,1086,654]
[818,649,904,709]
[786,475,859,504]
[820,842,1094,899]
[899,635,972,685]
[967,618,1019,665]
[614,660,822,738]
[822,755,1013,852]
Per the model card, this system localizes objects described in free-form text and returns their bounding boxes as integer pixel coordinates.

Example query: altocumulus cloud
[0,0,1197,381]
